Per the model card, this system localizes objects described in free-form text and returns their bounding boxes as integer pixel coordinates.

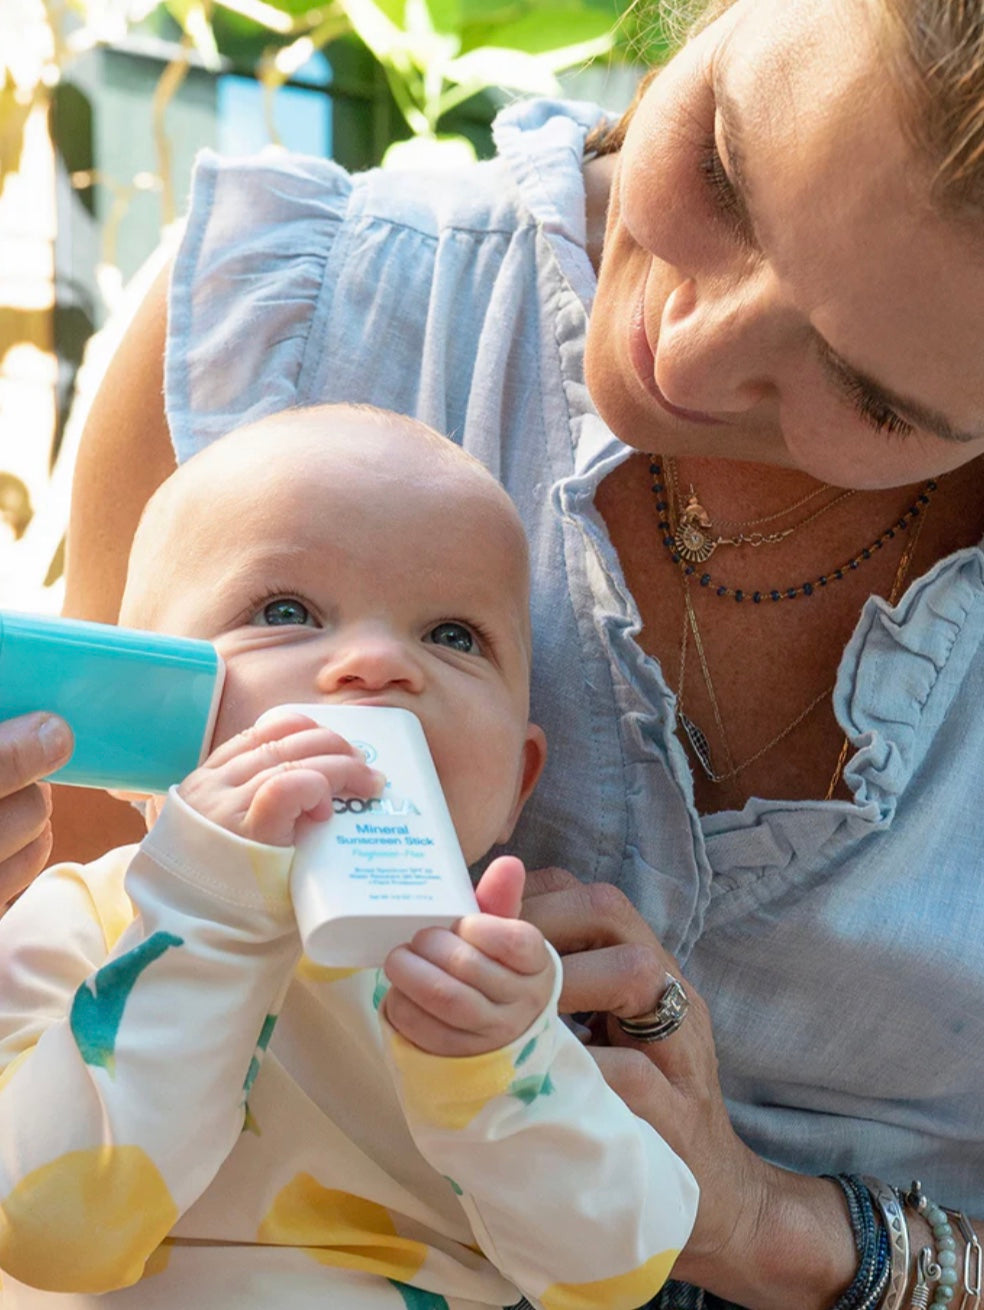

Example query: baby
[0,404,697,1310]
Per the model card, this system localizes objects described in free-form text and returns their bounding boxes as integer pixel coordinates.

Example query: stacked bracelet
[863,1178,910,1310]
[827,1174,891,1310]
[950,1212,982,1310]
[905,1181,959,1308]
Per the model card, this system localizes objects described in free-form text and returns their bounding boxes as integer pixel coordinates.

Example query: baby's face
[139,418,543,862]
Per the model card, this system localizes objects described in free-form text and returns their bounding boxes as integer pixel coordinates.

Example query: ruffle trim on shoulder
[836,544,984,815]
[166,149,353,463]
[701,545,984,911]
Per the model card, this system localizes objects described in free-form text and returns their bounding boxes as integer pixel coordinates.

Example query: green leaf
[460,1,617,56]
[446,32,612,96]
[165,0,222,67]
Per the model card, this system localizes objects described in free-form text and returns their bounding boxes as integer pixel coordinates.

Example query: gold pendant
[673,494,716,564]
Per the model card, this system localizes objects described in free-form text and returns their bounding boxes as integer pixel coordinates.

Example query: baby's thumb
[474,855,526,919]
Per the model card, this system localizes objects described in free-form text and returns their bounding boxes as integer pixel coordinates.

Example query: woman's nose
[316,628,423,694]
[653,266,792,415]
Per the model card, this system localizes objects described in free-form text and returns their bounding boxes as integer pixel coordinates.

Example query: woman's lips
[629,293,724,426]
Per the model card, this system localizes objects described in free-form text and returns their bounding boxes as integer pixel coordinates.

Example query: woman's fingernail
[370,769,387,795]
[38,715,72,765]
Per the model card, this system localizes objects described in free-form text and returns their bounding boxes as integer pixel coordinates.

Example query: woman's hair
[875,1,984,216]
[586,0,984,221]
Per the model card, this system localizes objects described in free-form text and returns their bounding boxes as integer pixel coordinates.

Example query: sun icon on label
[350,739,378,765]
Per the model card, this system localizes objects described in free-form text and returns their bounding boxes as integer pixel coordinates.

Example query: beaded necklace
[650,457,938,601]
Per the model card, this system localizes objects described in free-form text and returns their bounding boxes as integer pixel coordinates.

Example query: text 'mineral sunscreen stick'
[272,704,478,967]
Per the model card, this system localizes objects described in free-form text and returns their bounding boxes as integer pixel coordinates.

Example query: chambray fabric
[167,97,984,1238]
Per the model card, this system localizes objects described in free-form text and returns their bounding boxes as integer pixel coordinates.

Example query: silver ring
[616,976,690,1042]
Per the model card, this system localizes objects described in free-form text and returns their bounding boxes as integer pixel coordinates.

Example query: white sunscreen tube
[274,704,479,967]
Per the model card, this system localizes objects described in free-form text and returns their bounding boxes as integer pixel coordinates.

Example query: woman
[6,0,984,1304]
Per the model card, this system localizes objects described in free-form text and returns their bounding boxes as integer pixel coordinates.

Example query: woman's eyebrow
[816,338,984,445]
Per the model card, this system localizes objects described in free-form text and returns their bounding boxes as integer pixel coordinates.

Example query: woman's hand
[0,713,74,909]
[522,866,857,1310]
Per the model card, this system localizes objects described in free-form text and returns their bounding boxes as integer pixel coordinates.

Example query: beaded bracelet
[905,1181,960,1308]
[827,1174,891,1310]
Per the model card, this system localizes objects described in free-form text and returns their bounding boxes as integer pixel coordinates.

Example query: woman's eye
[254,598,313,627]
[851,392,915,441]
[427,621,479,655]
[699,138,744,232]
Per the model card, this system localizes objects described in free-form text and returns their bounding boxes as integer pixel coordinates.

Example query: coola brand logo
[333,794,421,816]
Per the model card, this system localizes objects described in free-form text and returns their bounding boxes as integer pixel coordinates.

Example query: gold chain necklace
[651,457,938,600]
[668,471,933,787]
[666,457,856,564]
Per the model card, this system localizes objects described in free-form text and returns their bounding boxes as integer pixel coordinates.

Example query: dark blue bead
[734,590,744,602]
[819,576,828,585]
[753,591,762,603]
[700,573,711,586]
[684,565,695,575]
[886,528,896,539]
[919,494,929,505]
[849,559,859,569]
[656,501,668,512]
[787,588,798,598]
[717,586,728,596]
[928,480,938,491]
[803,582,813,595]
[671,553,682,563]
[658,522,670,533]
[862,548,871,559]
[835,570,844,579]
[663,536,675,547]
[771,590,781,601]
[910,504,921,516]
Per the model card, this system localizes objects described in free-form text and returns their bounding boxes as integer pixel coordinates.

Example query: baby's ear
[496,724,547,845]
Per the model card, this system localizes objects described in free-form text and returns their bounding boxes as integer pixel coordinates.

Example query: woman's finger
[0,818,54,908]
[0,713,73,799]
[522,865,582,898]
[522,881,658,954]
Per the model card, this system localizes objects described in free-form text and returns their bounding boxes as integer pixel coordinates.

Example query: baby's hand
[382,857,553,1057]
[178,711,384,846]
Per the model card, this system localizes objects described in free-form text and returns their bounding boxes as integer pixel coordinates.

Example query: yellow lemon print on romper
[0,1145,177,1294]
[258,1174,429,1283]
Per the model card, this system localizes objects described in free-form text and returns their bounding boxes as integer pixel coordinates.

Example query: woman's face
[586,0,984,489]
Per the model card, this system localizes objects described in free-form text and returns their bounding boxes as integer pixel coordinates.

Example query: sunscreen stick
[274,704,478,967]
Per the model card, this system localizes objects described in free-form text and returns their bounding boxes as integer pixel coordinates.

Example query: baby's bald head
[120,404,530,651]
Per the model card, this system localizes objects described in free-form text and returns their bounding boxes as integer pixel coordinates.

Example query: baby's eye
[254,598,314,627]
[426,621,479,655]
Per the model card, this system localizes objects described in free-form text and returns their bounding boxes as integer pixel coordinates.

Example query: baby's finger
[223,728,382,793]
[204,711,323,768]
[455,914,550,977]
[474,855,526,919]
[244,767,335,845]
[396,926,526,1005]
[382,987,497,1058]
[248,749,383,802]
[384,942,497,1030]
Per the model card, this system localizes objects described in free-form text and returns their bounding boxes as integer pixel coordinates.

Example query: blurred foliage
[1,0,675,186]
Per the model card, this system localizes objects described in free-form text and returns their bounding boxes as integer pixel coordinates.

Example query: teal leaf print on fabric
[442,1175,463,1196]
[507,1071,554,1106]
[372,970,389,1011]
[70,931,183,1075]
[514,1036,538,1067]
[387,1281,449,1309]
[244,1013,279,1096]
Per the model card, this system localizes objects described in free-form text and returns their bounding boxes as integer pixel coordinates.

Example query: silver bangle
[951,1211,982,1310]
[862,1178,910,1310]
